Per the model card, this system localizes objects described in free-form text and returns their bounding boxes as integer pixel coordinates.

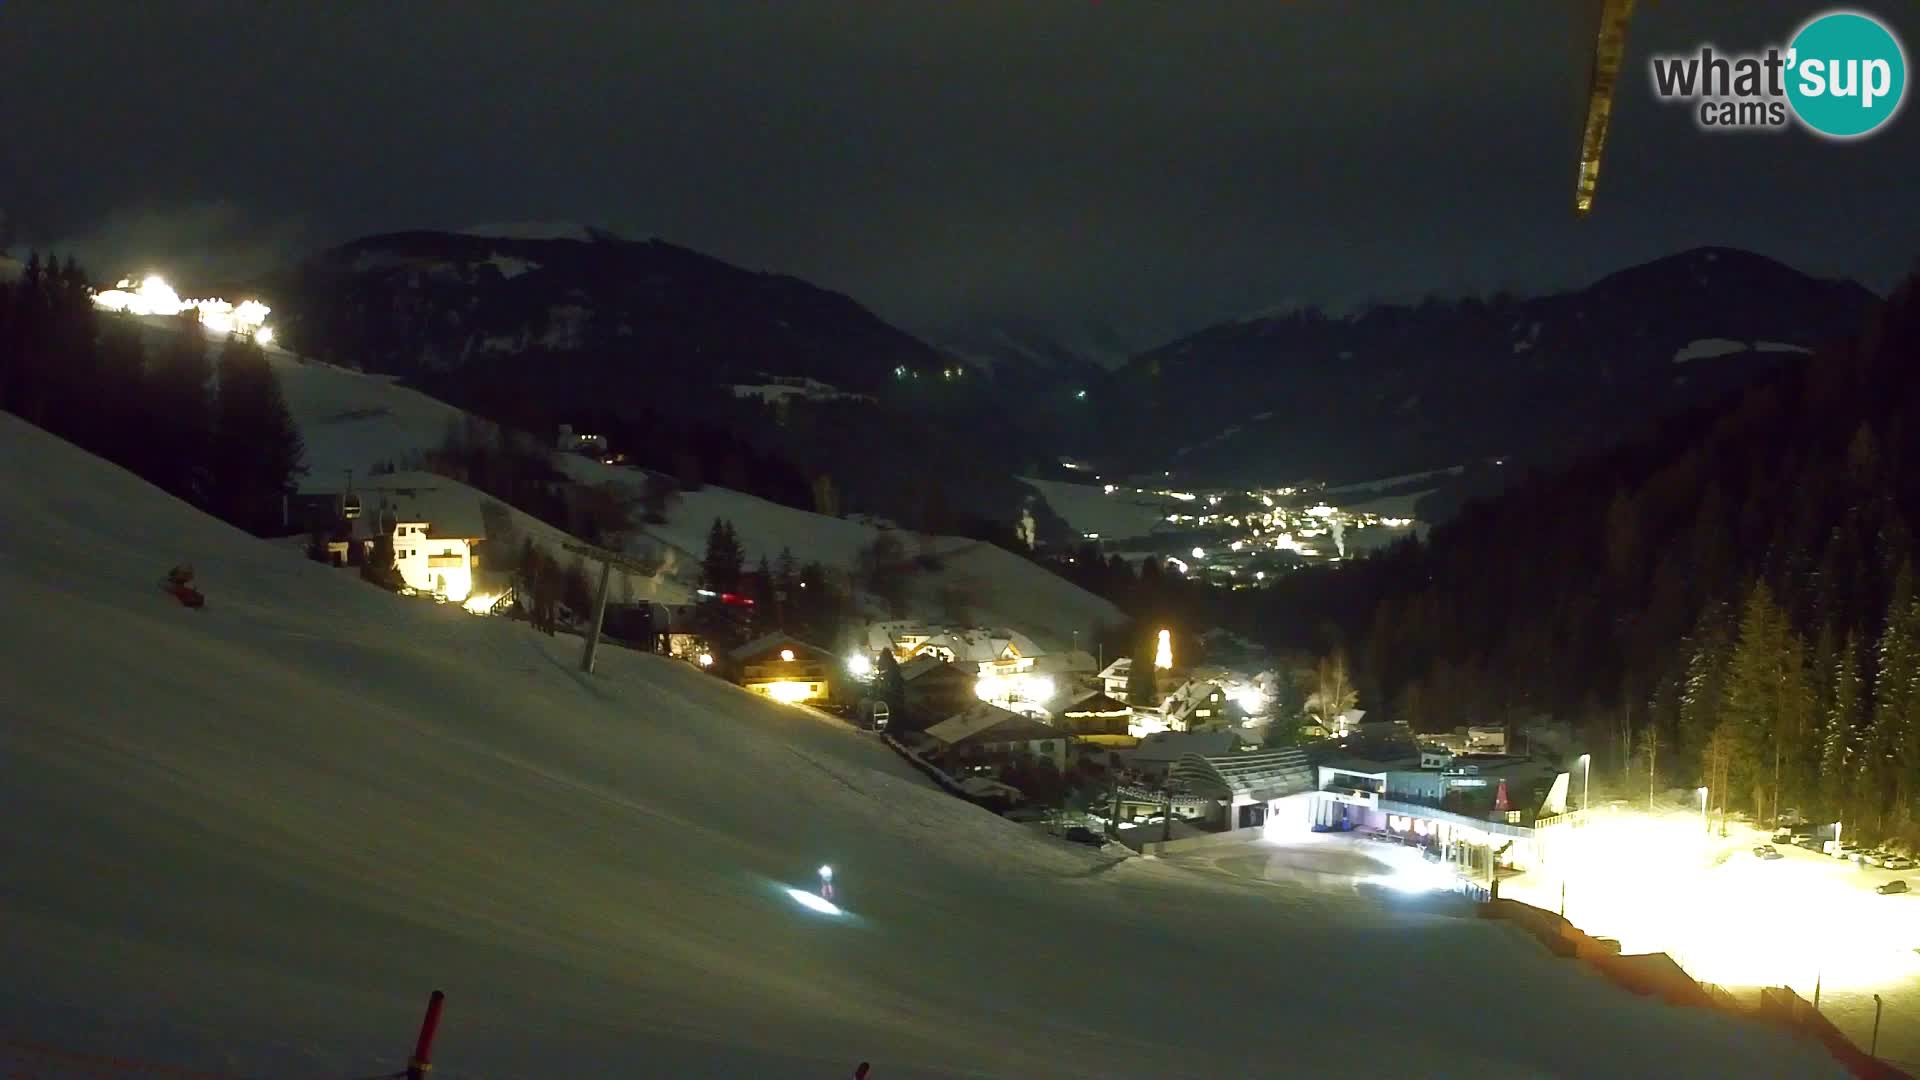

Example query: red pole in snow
[407,990,446,1079]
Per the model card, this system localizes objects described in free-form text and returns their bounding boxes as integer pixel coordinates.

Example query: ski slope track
[0,415,1846,1078]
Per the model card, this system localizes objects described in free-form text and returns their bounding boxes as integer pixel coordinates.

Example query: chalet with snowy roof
[922,702,1069,772]
[1097,657,1132,699]
[307,475,487,602]
[1031,648,1099,682]
[729,633,843,707]
[1121,729,1248,782]
[1060,690,1134,745]
[1161,679,1230,731]
[864,622,1046,677]
[900,656,978,726]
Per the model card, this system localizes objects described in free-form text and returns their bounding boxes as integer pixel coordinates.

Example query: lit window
[780,649,795,662]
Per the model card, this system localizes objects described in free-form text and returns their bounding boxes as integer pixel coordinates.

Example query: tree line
[0,254,307,536]
[1255,269,1920,845]
[696,517,852,656]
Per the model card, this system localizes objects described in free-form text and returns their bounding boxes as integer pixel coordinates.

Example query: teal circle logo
[1786,10,1907,138]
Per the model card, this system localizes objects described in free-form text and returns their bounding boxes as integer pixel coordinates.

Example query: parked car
[1883,855,1916,871]
[1752,845,1778,858]
[1876,879,1909,895]
[1759,848,1784,861]
[1860,850,1890,868]
[1063,826,1103,847]
[1772,830,1793,845]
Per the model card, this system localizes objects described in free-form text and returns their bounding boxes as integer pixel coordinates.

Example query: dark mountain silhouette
[1087,248,1878,499]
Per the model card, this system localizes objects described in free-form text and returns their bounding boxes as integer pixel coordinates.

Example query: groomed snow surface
[563,458,1124,650]
[0,415,1846,1078]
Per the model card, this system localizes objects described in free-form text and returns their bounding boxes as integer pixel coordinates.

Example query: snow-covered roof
[924,702,1061,747]
[350,473,488,539]
[1064,691,1132,716]
[1098,657,1132,680]
[1161,679,1225,721]
[1171,747,1316,801]
[911,626,1044,665]
[728,632,834,664]
[958,775,1025,802]
[1031,648,1097,675]
[898,654,960,682]
[1124,730,1246,764]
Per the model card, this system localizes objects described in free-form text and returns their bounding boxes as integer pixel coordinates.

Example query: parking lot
[1496,806,1920,1068]
[1168,805,1920,1068]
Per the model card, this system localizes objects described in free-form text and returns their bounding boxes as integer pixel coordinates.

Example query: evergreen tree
[92,320,150,470]
[1128,621,1162,708]
[211,334,306,533]
[701,517,744,592]
[1871,564,1919,828]
[147,313,215,504]
[1721,581,1805,822]
[1676,602,1733,781]
[361,529,403,591]
[774,546,799,630]
[1822,630,1862,822]
[874,649,909,730]
[750,554,774,608]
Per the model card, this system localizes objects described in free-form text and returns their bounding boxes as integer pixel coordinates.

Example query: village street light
[1578,754,1591,815]
[1698,787,1709,834]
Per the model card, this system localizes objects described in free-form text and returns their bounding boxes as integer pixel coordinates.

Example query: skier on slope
[163,563,205,609]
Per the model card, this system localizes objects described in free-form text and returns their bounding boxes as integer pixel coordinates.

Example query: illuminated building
[1059,691,1135,747]
[729,632,842,707]
[305,476,487,602]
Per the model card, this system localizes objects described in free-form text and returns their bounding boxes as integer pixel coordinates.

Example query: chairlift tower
[561,539,658,674]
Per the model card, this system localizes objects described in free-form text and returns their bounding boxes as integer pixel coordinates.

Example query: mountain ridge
[1083,246,1879,491]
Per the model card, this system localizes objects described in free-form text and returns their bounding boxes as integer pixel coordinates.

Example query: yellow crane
[1576,0,1641,216]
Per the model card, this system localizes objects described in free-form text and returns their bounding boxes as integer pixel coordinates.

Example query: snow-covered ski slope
[159,322,1124,646]
[557,456,1122,649]
[234,326,1124,646]
[0,416,1843,1078]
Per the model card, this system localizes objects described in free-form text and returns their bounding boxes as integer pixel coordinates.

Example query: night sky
[4,0,1915,345]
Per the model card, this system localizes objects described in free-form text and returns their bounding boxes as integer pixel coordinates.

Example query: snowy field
[1018,477,1173,542]
[566,458,1125,650]
[0,415,1851,1078]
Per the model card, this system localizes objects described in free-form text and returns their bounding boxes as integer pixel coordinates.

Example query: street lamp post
[1698,786,1709,834]
[1578,753,1591,817]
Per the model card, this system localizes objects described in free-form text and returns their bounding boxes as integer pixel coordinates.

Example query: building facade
[730,633,841,706]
